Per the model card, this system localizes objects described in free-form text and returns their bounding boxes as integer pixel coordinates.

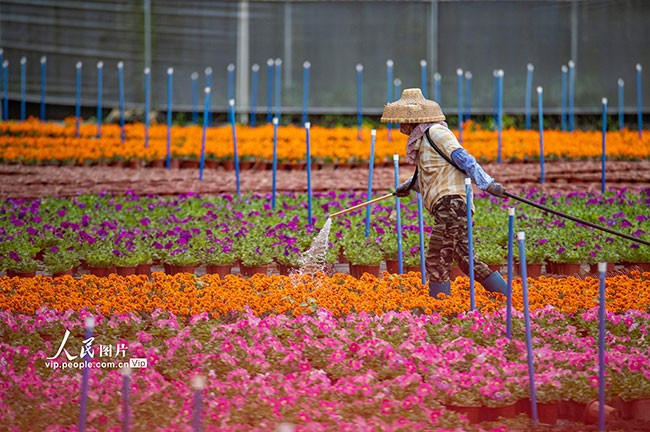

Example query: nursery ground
[1,160,649,199]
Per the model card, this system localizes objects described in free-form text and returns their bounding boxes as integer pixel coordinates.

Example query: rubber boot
[429,280,451,298]
[481,271,508,295]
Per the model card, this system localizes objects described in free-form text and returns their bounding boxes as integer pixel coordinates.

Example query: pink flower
[137,331,152,343]
[329,350,346,363]
[221,340,233,352]
[401,395,416,410]
[380,398,392,415]
[629,359,643,371]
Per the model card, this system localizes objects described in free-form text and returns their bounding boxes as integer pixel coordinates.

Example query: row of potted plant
[2,118,650,166]
[2,306,649,430]
[1,189,649,277]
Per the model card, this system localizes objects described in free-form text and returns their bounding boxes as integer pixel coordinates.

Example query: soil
[1,160,649,199]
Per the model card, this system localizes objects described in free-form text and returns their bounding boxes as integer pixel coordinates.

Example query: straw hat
[380,88,445,123]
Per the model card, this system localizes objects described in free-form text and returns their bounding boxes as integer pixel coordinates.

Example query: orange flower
[1,270,648,317]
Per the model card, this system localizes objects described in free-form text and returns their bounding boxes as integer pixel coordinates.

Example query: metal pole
[465,178,475,310]
[506,207,515,339]
[236,0,250,124]
[518,232,539,426]
[365,129,376,238]
[143,0,151,69]
[393,154,403,274]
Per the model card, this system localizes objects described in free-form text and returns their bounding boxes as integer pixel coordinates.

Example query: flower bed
[1,118,650,166]
[2,304,649,430]
[1,190,649,277]
[1,271,650,319]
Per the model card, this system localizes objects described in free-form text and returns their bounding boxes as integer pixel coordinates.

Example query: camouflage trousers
[426,195,493,283]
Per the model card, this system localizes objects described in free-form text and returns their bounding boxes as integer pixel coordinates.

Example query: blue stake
[191,72,198,124]
[561,65,568,131]
[266,59,274,123]
[144,67,150,148]
[518,231,538,426]
[636,64,643,138]
[356,64,363,140]
[417,193,426,285]
[78,317,95,432]
[227,64,235,102]
[420,60,428,99]
[166,68,173,169]
[250,64,259,126]
[118,62,125,144]
[538,86,545,183]
[602,98,607,194]
[394,78,402,107]
[199,87,211,181]
[271,117,278,209]
[306,122,313,225]
[0,49,3,120]
[568,60,575,131]
[96,61,103,137]
[465,178,475,310]
[302,61,310,125]
[525,63,534,130]
[506,207,515,339]
[433,72,441,104]
[386,60,394,141]
[597,262,607,432]
[40,56,46,121]
[464,71,472,123]
[2,61,8,121]
[456,68,463,143]
[365,129,376,238]
[493,70,499,126]
[393,154,403,273]
[274,58,282,122]
[497,70,504,164]
[305,122,314,225]
[121,367,131,432]
[20,57,26,121]
[191,375,205,432]
[204,67,213,126]
[75,62,82,137]
[230,99,241,197]
[618,79,624,130]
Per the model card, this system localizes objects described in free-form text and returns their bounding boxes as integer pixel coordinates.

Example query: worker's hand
[486,182,506,198]
[395,180,412,198]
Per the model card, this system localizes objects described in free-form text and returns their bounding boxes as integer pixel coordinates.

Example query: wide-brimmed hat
[380,88,445,123]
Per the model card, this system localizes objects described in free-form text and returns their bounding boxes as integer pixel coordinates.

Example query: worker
[381,88,508,298]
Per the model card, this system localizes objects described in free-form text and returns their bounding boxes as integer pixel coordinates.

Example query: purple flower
[140,218,151,226]
[537,238,548,245]
[9,251,20,262]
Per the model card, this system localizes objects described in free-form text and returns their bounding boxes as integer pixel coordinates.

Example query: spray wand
[328,193,395,219]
